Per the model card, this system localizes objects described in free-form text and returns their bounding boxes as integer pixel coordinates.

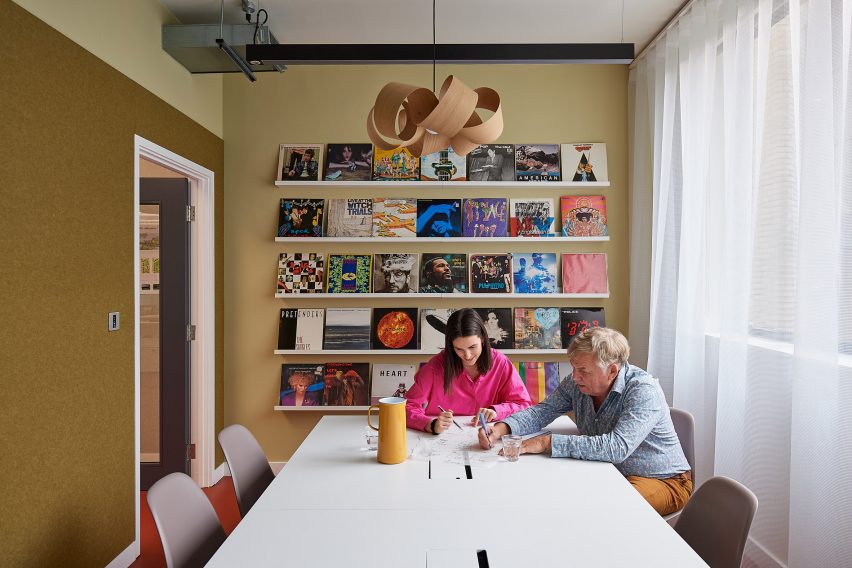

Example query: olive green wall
[0,2,224,565]
[223,64,629,461]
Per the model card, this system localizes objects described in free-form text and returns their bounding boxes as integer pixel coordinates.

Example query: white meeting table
[207,416,707,567]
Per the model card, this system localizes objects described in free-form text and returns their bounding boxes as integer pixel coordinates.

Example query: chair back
[218,424,275,516]
[146,472,226,568]
[670,407,695,482]
[675,476,758,568]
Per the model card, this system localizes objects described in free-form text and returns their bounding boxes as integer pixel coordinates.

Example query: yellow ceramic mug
[367,396,407,464]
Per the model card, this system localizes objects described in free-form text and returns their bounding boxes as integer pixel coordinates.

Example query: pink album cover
[561,253,609,294]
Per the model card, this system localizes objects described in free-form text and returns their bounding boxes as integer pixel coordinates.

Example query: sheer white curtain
[629,0,852,566]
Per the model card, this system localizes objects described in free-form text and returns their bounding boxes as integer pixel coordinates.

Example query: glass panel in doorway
[140,204,161,464]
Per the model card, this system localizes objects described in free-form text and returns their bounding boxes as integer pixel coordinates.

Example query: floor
[130,476,241,568]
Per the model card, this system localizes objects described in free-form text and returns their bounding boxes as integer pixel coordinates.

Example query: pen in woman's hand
[437,405,463,430]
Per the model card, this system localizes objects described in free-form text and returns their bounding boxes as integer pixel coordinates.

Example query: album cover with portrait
[279,364,326,407]
[466,144,515,181]
[560,195,608,237]
[562,143,608,182]
[373,253,419,293]
[509,198,556,237]
[462,197,508,238]
[560,308,606,348]
[323,362,370,406]
[276,252,325,296]
[513,361,560,404]
[323,308,371,350]
[515,144,561,182]
[513,307,562,350]
[420,148,467,181]
[323,143,373,181]
[473,307,514,350]
[469,253,513,293]
[370,307,419,350]
[420,308,458,351]
[326,198,373,237]
[277,198,325,237]
[419,253,467,293]
[372,147,420,181]
[326,254,372,293]
[372,198,417,237]
[277,144,323,182]
[512,253,558,294]
[416,199,462,237]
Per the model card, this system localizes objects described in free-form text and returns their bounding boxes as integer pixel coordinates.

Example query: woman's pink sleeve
[490,357,533,420]
[405,364,437,431]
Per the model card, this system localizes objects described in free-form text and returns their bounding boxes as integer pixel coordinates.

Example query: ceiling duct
[162,23,285,75]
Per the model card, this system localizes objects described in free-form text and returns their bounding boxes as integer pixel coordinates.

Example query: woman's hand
[477,421,508,450]
[430,410,455,434]
[467,407,497,426]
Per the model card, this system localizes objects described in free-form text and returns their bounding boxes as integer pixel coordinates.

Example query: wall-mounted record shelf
[275,236,609,243]
[274,180,610,188]
[274,349,568,356]
[274,405,370,412]
[274,292,610,299]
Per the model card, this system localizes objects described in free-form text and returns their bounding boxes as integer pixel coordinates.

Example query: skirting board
[106,541,139,568]
[743,537,786,568]
[216,461,287,478]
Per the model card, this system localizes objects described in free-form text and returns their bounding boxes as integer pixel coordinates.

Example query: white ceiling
[160,0,686,56]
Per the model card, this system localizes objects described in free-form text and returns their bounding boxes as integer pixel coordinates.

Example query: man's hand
[478,421,509,449]
[519,434,552,455]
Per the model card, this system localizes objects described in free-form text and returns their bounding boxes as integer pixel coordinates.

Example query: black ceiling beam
[246,43,634,65]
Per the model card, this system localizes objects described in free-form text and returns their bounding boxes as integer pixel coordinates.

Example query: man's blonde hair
[566,327,630,369]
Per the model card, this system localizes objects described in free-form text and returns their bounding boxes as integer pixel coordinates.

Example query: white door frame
[133,135,216,551]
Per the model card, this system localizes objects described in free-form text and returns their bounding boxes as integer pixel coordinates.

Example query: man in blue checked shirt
[478,327,692,515]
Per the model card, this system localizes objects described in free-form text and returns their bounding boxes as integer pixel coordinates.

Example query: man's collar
[610,363,628,395]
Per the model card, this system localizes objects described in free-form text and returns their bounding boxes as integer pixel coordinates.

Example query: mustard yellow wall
[12,0,224,137]
[223,64,629,461]
[0,2,224,565]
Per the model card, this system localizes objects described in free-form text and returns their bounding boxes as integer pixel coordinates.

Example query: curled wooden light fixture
[367,75,503,158]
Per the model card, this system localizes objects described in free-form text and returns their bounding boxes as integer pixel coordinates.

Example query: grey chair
[664,407,696,523]
[675,476,758,568]
[146,472,226,568]
[218,423,275,517]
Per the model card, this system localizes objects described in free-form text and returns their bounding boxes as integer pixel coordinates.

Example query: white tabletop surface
[207,415,707,567]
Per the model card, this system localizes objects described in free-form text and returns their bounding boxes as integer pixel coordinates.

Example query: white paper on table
[410,416,500,468]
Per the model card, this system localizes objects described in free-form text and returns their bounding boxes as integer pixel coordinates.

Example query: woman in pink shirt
[405,308,532,433]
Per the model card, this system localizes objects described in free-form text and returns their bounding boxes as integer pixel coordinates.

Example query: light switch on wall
[108,312,120,331]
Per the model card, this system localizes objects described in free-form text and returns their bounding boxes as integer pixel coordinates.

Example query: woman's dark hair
[442,308,492,394]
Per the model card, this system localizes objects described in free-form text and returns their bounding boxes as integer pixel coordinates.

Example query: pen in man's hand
[437,405,463,430]
[479,412,492,448]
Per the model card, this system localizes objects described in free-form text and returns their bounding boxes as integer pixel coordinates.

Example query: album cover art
[323,362,370,406]
[416,199,462,237]
[419,253,468,293]
[371,364,417,404]
[372,147,420,181]
[277,308,325,351]
[561,195,608,237]
[509,198,556,237]
[373,253,419,293]
[326,198,373,237]
[323,143,373,181]
[560,308,606,348]
[370,307,419,350]
[279,364,325,406]
[515,144,561,182]
[323,308,372,350]
[420,308,458,351]
[513,361,560,404]
[470,254,512,293]
[562,253,609,294]
[277,144,323,182]
[513,307,562,349]
[326,254,372,293]
[420,148,467,181]
[563,143,608,182]
[466,144,515,181]
[372,198,417,237]
[277,198,324,237]
[473,307,514,349]
[512,253,558,294]
[462,197,508,237]
[276,252,325,296]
